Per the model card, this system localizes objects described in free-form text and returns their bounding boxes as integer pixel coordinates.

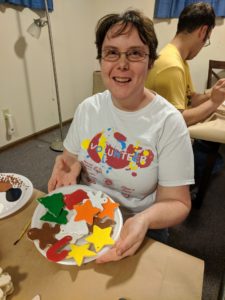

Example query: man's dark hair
[176,2,215,35]
[95,9,158,67]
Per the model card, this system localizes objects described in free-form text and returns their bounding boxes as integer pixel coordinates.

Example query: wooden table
[188,104,225,143]
[1,189,204,300]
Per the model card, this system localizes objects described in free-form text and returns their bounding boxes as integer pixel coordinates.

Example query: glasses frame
[204,38,211,47]
[101,49,150,62]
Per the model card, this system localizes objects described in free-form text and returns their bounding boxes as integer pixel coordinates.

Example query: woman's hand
[96,185,191,264]
[48,150,81,193]
[96,214,149,263]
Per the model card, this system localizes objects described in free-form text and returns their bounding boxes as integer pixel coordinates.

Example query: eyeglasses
[101,48,149,62]
[204,38,210,47]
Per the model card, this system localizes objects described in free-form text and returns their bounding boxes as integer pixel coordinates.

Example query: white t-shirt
[64,90,194,217]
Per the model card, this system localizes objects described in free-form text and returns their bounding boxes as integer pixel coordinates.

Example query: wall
[0,0,225,148]
[0,0,96,148]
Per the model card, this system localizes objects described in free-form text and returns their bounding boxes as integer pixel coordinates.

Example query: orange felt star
[85,225,115,252]
[73,200,100,225]
[97,198,119,220]
[67,243,96,266]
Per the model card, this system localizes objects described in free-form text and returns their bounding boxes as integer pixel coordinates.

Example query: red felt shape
[74,199,100,225]
[46,235,72,262]
[64,189,88,210]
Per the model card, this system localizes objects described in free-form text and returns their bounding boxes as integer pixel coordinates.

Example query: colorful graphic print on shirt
[81,128,154,177]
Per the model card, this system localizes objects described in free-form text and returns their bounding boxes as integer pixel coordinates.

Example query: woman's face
[100,24,150,110]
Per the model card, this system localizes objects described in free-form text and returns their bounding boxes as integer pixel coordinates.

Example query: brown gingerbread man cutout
[27,223,60,250]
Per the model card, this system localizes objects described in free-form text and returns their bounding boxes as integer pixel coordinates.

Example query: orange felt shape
[73,200,100,225]
[97,198,120,220]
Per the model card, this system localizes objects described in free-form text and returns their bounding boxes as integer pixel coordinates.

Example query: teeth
[114,77,130,83]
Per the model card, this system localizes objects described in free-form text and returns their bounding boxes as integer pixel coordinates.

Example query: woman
[48,10,194,263]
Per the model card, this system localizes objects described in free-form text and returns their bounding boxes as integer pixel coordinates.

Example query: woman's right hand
[48,151,81,193]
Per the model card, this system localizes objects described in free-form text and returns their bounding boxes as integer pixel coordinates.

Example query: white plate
[31,184,123,265]
[0,173,33,219]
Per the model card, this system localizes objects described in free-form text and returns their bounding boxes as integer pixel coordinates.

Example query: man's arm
[181,99,218,125]
[190,91,211,107]
[182,78,225,126]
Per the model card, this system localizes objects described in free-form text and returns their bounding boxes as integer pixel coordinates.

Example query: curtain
[0,0,53,11]
[154,0,225,18]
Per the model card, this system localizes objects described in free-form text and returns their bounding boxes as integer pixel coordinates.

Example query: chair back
[93,71,106,95]
[207,60,225,88]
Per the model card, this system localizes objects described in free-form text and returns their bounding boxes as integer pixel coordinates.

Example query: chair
[217,267,225,300]
[192,60,225,209]
[92,71,106,95]
[207,59,225,88]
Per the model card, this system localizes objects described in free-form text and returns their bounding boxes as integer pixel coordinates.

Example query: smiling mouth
[113,77,131,83]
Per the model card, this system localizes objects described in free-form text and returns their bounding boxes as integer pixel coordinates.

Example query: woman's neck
[111,88,154,112]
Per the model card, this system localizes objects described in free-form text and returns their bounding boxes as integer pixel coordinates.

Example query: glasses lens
[102,49,149,62]
[127,49,148,61]
[102,49,119,61]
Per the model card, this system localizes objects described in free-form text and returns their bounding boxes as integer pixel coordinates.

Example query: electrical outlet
[3,109,9,119]
[2,109,15,136]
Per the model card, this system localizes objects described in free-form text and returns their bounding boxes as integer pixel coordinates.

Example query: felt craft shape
[73,199,100,225]
[98,198,120,220]
[67,243,96,266]
[40,209,68,224]
[37,193,64,217]
[88,217,116,233]
[46,235,72,262]
[56,219,89,243]
[27,223,60,250]
[87,190,106,210]
[85,225,115,252]
[64,189,88,210]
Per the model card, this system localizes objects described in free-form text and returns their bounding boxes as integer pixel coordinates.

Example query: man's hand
[211,78,225,106]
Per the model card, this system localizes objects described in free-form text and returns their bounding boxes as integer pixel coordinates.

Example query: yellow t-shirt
[145,44,194,110]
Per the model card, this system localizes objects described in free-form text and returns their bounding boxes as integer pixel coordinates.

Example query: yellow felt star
[85,225,115,252]
[67,244,96,266]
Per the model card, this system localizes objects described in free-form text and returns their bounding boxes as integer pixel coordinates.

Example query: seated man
[146,2,225,191]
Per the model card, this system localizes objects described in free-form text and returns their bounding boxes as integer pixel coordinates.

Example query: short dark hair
[176,2,215,35]
[95,9,158,67]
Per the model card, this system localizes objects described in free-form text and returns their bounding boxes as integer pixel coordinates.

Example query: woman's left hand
[96,214,149,263]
